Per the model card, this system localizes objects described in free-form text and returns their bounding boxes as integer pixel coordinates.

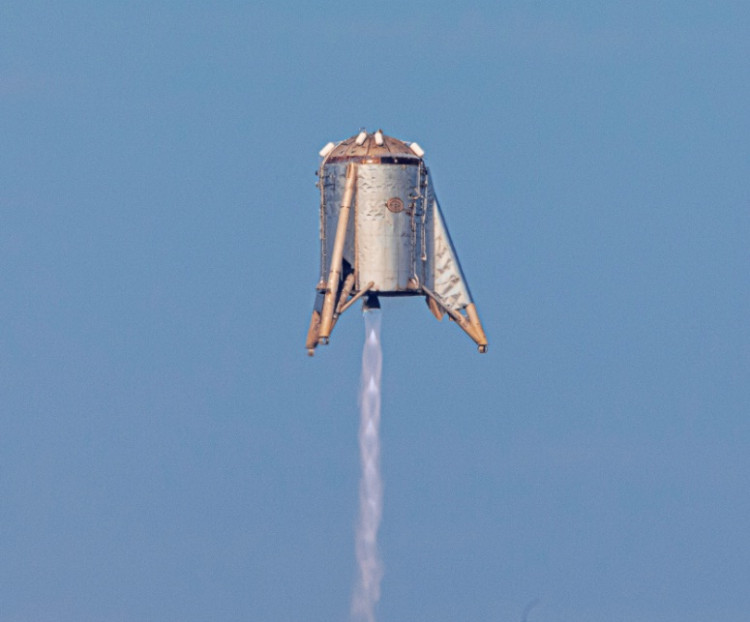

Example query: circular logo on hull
[386,197,404,213]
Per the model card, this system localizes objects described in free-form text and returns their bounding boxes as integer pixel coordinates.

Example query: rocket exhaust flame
[352,309,384,622]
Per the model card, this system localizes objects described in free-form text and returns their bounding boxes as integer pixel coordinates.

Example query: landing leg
[305,291,325,355]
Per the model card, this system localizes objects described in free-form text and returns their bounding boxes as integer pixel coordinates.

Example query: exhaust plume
[352,309,384,622]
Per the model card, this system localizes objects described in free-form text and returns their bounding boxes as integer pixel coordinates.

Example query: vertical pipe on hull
[318,163,357,343]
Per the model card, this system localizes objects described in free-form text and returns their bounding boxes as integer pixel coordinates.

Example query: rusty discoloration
[465,303,488,348]
[305,309,321,354]
[326,131,421,164]
[426,295,444,321]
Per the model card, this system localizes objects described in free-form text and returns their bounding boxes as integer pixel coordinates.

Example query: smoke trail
[352,309,384,622]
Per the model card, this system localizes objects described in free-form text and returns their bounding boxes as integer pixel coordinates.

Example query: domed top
[321,130,424,164]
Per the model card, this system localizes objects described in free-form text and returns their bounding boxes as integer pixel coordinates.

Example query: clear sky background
[2,2,749,621]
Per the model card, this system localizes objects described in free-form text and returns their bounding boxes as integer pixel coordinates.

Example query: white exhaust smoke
[352,309,384,622]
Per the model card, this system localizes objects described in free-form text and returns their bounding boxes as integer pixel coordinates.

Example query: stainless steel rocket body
[321,161,421,294]
[320,162,472,308]
[306,131,487,354]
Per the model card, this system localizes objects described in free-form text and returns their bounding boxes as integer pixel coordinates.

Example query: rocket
[305,129,488,355]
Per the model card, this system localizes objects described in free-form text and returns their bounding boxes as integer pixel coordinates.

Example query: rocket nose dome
[323,130,424,163]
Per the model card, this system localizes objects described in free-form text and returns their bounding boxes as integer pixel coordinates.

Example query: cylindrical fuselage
[320,159,429,294]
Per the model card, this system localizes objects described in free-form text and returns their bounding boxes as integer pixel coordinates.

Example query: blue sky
[1,2,749,621]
